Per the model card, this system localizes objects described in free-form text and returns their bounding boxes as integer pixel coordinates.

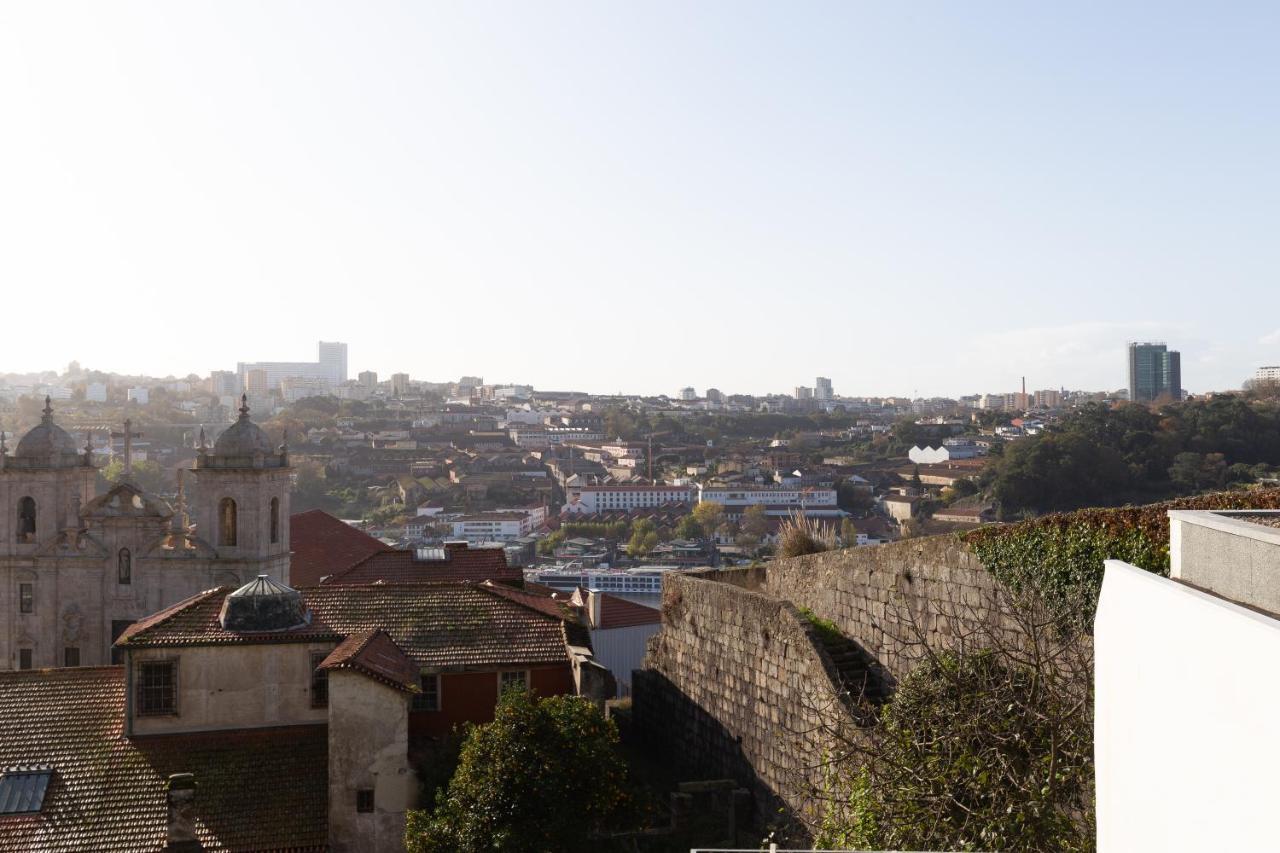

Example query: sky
[2,2,1278,398]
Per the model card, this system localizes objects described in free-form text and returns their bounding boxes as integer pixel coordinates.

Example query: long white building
[696,484,842,517]
[563,484,694,514]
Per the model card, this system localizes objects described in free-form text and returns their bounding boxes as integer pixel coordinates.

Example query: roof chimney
[589,590,602,629]
[165,773,201,851]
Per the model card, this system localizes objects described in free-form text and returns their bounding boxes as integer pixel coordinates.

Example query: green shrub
[964,487,1280,624]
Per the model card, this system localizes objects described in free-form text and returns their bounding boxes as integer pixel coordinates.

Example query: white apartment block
[509,426,605,448]
[696,484,841,517]
[449,513,531,543]
[564,485,694,515]
[1256,366,1280,382]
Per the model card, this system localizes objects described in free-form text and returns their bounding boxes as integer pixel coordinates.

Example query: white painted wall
[1096,559,1280,852]
[589,623,660,697]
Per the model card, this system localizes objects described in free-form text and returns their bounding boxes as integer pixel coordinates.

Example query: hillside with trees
[984,398,1280,518]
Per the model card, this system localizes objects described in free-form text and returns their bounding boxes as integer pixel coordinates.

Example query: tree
[675,515,703,540]
[626,519,659,557]
[100,458,168,495]
[735,504,770,551]
[691,501,725,533]
[406,690,629,853]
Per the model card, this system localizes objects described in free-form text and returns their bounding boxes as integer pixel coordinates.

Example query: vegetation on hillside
[984,398,1280,517]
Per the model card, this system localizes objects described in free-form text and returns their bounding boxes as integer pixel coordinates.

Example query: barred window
[64,647,80,668]
[18,649,32,670]
[411,673,440,711]
[137,660,178,716]
[310,651,329,708]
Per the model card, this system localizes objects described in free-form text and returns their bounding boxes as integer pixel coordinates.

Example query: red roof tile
[289,510,388,586]
[325,542,520,585]
[119,583,580,669]
[319,629,420,693]
[597,594,661,629]
[0,667,327,852]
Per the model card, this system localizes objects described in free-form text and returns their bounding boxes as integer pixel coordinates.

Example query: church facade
[0,397,291,670]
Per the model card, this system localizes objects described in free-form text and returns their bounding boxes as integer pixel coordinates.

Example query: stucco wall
[634,573,850,831]
[1169,510,1280,612]
[328,670,415,853]
[590,623,661,697]
[129,642,335,735]
[1096,559,1280,851]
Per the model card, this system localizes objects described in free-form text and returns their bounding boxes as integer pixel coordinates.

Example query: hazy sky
[2,2,1278,397]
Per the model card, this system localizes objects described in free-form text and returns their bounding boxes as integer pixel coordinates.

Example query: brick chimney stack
[165,773,202,851]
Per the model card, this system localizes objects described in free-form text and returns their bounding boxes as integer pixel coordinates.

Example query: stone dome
[219,575,310,632]
[213,396,274,458]
[13,398,81,467]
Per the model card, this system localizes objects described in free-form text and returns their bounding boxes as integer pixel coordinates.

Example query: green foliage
[406,690,629,853]
[819,650,1094,853]
[626,519,660,557]
[537,529,567,555]
[560,520,632,541]
[797,607,842,645]
[987,398,1280,516]
[675,514,703,539]
[965,487,1280,624]
[100,458,168,495]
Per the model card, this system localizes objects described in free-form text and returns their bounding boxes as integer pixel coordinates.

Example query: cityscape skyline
[4,4,1280,396]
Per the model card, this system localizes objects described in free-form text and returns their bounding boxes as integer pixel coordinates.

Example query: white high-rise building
[815,377,833,400]
[1255,366,1280,382]
[318,341,348,384]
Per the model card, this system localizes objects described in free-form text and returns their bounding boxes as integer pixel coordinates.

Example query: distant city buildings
[794,386,812,401]
[237,341,349,394]
[815,376,833,400]
[1255,366,1280,383]
[1128,342,1182,403]
[389,373,410,396]
[358,370,378,390]
[678,387,697,401]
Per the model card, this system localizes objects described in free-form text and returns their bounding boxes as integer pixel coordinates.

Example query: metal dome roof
[13,398,81,467]
[219,575,311,633]
[213,396,274,458]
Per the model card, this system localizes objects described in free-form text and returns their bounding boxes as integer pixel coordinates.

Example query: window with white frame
[499,670,528,694]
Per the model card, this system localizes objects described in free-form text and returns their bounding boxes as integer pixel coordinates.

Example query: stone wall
[635,534,1029,835]
[732,535,1016,677]
[634,573,852,837]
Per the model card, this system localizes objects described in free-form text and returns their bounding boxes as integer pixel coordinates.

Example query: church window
[117,548,132,584]
[219,498,237,546]
[137,660,178,715]
[16,497,36,543]
[64,647,79,667]
[18,583,33,614]
[18,650,32,671]
[270,498,280,544]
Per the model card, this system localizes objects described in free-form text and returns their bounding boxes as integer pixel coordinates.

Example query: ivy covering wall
[964,488,1280,623]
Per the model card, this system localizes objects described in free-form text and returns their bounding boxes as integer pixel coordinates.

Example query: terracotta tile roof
[289,510,389,586]
[120,583,580,669]
[480,580,581,621]
[325,542,520,585]
[319,629,420,693]
[115,588,344,648]
[597,594,661,629]
[0,667,327,852]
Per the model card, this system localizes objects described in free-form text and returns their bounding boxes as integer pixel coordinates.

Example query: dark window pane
[356,789,374,813]
[64,647,79,668]
[18,649,32,670]
[311,652,329,708]
[137,660,177,715]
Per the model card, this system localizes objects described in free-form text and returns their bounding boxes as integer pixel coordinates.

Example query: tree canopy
[406,690,629,853]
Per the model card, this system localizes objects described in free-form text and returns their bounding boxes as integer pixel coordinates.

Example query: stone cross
[111,419,143,478]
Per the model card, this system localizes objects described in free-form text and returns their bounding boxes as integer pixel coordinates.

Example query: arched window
[270,497,280,545]
[219,498,237,547]
[16,497,36,543]
[118,548,132,585]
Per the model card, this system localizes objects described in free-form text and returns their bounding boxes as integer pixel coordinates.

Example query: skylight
[0,767,52,814]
